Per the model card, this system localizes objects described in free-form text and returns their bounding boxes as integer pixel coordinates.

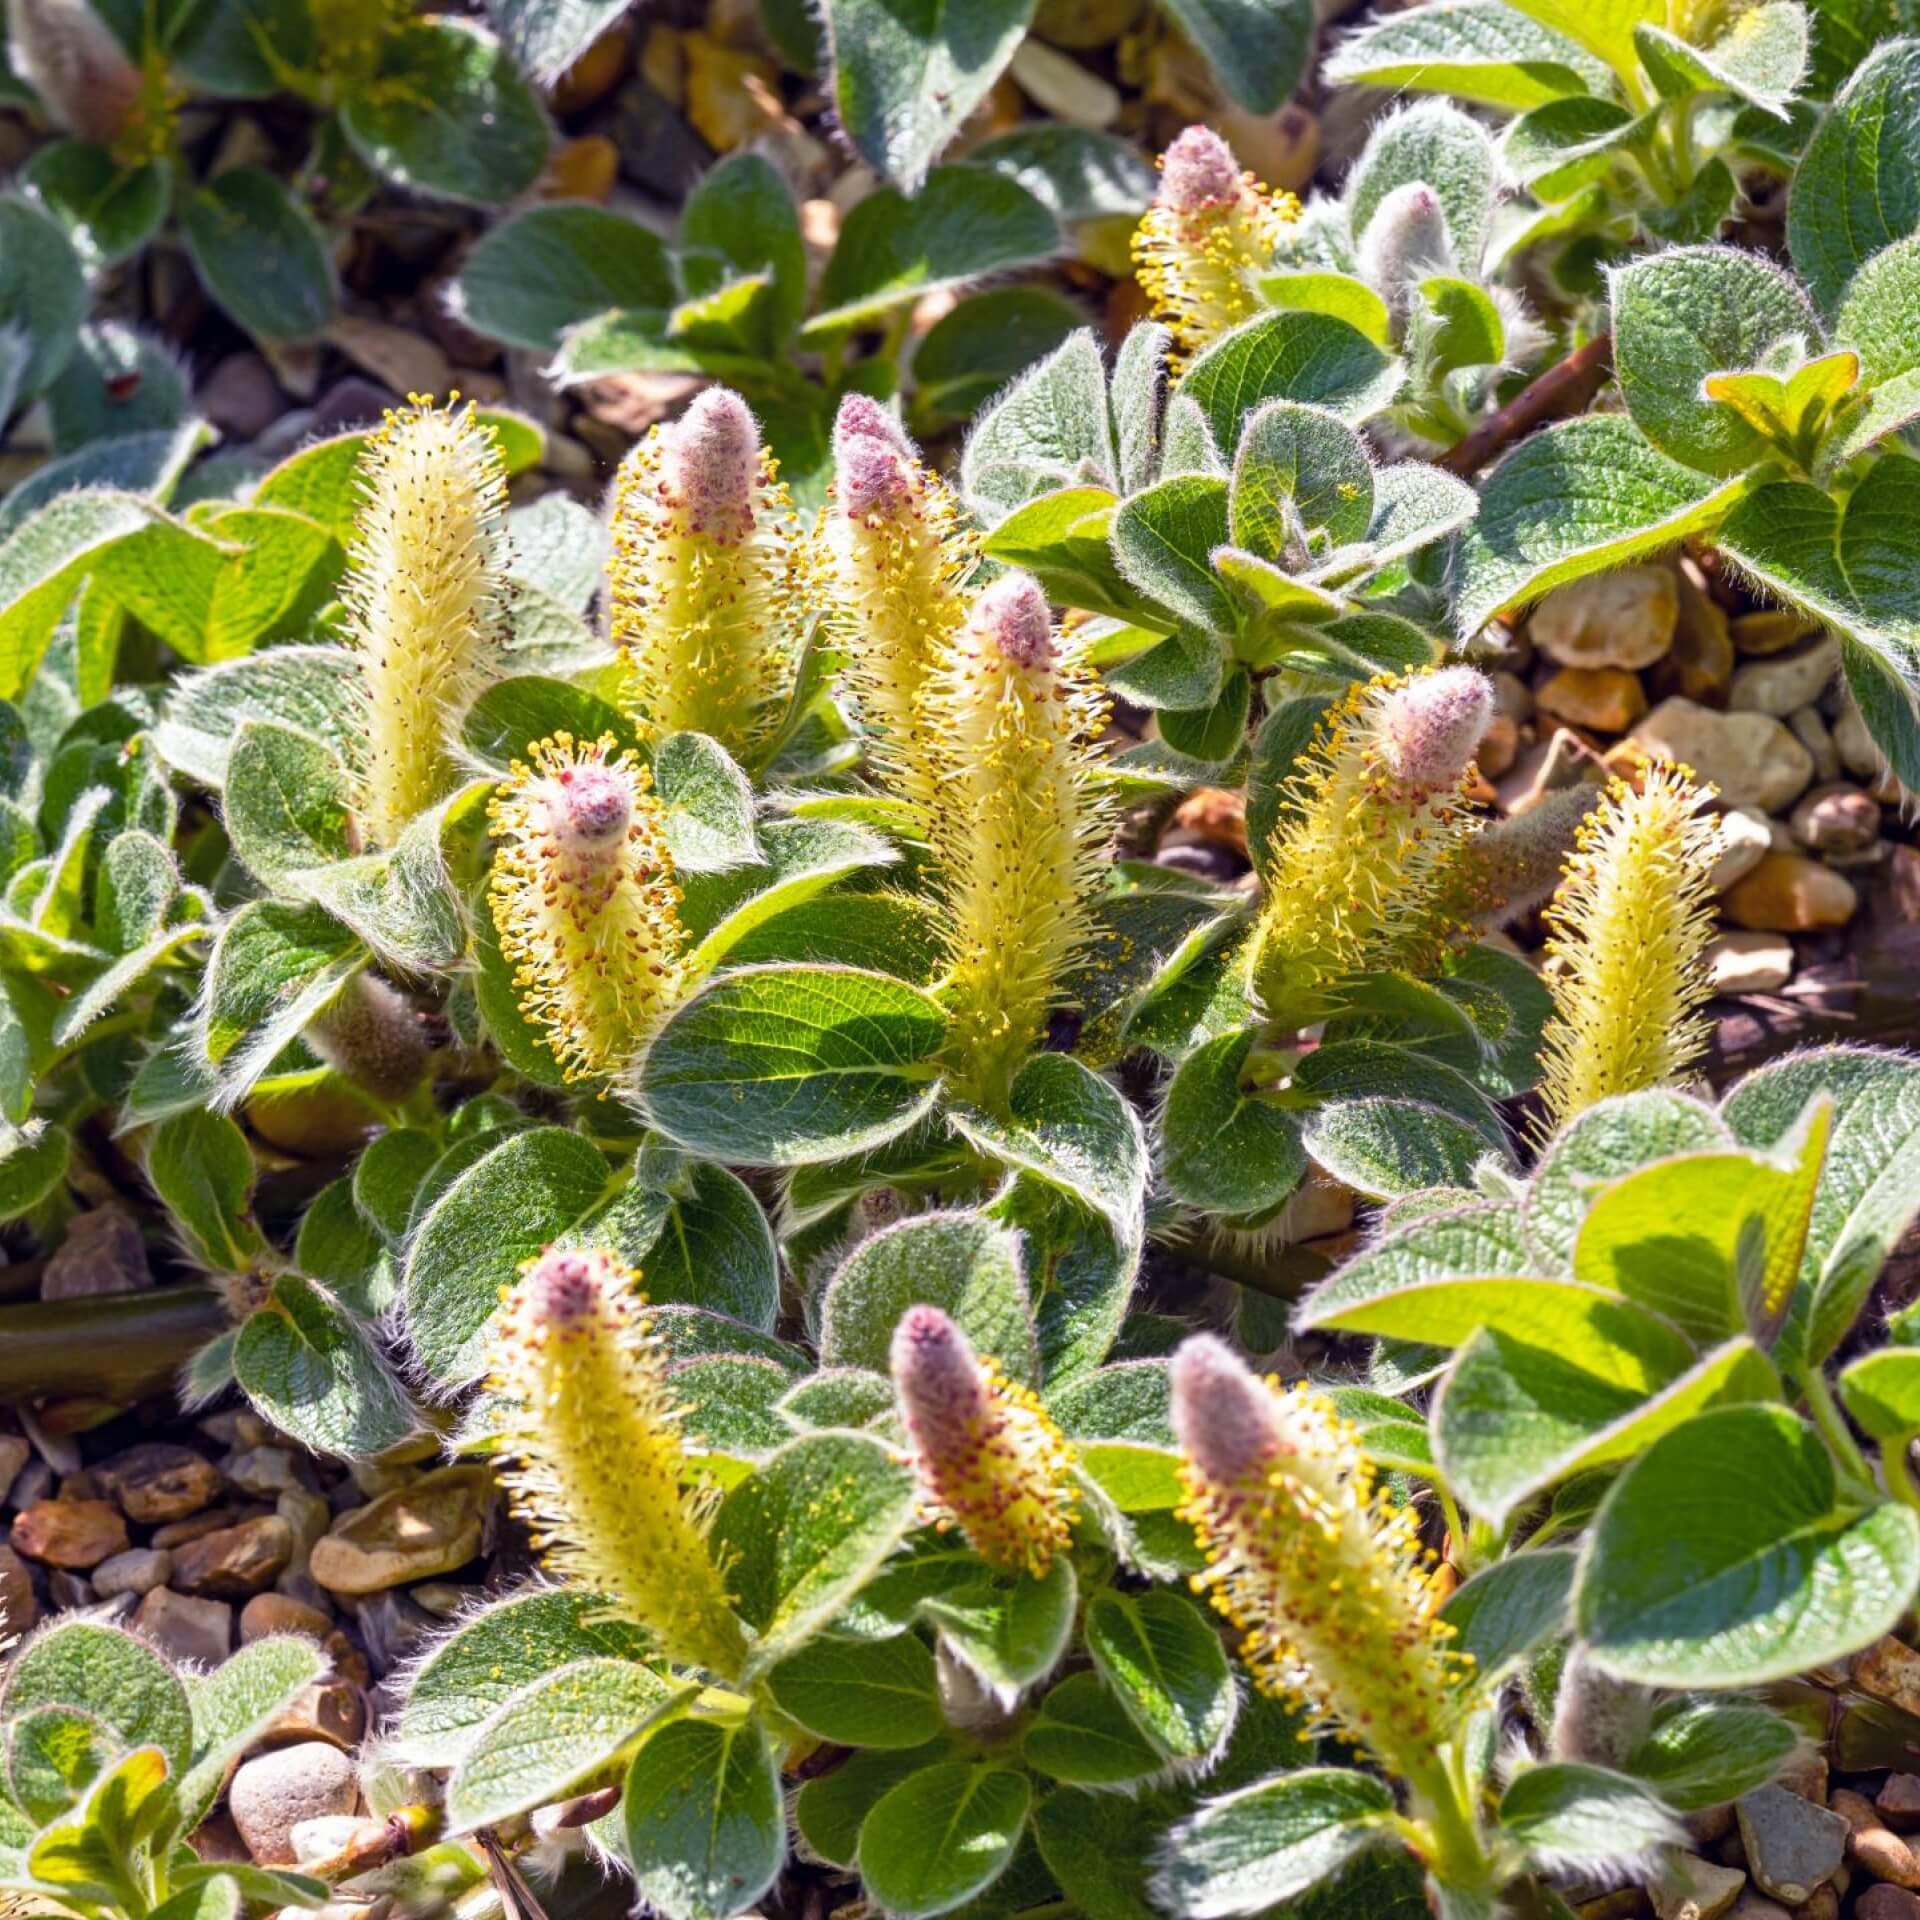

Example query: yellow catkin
[607,388,805,759]
[813,395,975,829]
[1133,124,1301,369]
[486,733,686,1081]
[926,572,1111,1114]
[1247,667,1492,1029]
[1536,761,1723,1133]
[1171,1335,1465,1778]
[891,1304,1079,1577]
[489,1248,747,1676]
[345,395,508,849]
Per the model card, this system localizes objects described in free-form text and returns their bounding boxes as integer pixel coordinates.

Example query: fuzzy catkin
[891,1304,1078,1576]
[1133,125,1301,368]
[607,388,804,759]
[1536,762,1723,1132]
[813,396,974,827]
[304,973,427,1104]
[926,572,1111,1113]
[1247,667,1492,1028]
[1171,1335,1464,1777]
[486,733,686,1082]
[345,396,508,849]
[488,1247,747,1678]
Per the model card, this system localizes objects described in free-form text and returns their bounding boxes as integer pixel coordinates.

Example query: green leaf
[453,205,673,357]
[222,720,354,887]
[7,1707,122,1825]
[28,1746,175,1912]
[857,1761,1032,1918]
[1046,1360,1182,1511]
[909,1555,1076,1690]
[1084,1590,1235,1762]
[393,1591,655,1769]
[1787,38,1920,316]
[1829,235,1920,459]
[1177,312,1403,454]
[156,645,363,789]
[1504,97,1643,196]
[1500,0,1662,81]
[234,1274,416,1459]
[1160,1029,1306,1218]
[1610,245,1822,474]
[1498,1763,1679,1866]
[766,1632,944,1747]
[0,196,88,398]
[1160,0,1314,111]
[640,965,945,1166]
[482,0,633,85]
[180,169,335,344]
[586,1162,779,1331]
[0,1623,190,1780]
[22,143,168,272]
[447,1660,680,1832]
[1841,1348,1920,1441]
[402,1126,610,1384]
[820,1210,1036,1380]
[911,288,1084,428]
[1231,400,1375,561]
[1323,1,1613,112]
[807,166,1056,337]
[1256,271,1395,346]
[963,328,1119,519]
[822,0,1035,193]
[948,1052,1148,1259]
[712,1431,917,1672]
[794,1742,947,1870]
[623,1717,784,1920]
[654,732,760,873]
[341,18,550,206]
[969,126,1157,227]
[198,899,363,1103]
[1154,1769,1396,1919]
[1577,1403,1920,1685]
[1023,1670,1167,1786]
[1455,415,1751,634]
[172,1636,330,1836]
[1032,1785,1165,1920]
[145,1109,260,1271]
[1303,1097,1498,1200]
[1349,100,1498,268]
[1626,1701,1800,1809]
[682,152,809,353]
[1439,1548,1576,1679]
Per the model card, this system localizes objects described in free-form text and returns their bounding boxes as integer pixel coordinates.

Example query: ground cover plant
[4,0,1920,1917]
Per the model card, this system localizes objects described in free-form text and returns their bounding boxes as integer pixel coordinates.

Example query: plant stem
[0,1285,229,1405]
[1437,333,1614,478]
[1804,1365,1878,1497]
[1404,1743,1500,1908]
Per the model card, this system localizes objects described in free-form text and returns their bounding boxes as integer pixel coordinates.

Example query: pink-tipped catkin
[1171,1334,1279,1487]
[1377,665,1495,791]
[1357,182,1456,308]
[521,1247,604,1327]
[892,1305,992,1459]
[832,394,916,519]
[659,387,759,544]
[969,570,1055,671]
[1159,124,1244,212]
[544,757,633,852]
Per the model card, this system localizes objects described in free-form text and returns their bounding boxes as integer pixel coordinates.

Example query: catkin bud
[488,1247,747,1678]
[1248,667,1492,1028]
[607,387,805,758]
[925,572,1111,1112]
[345,396,508,849]
[305,973,428,1105]
[1133,125,1301,368]
[1436,784,1594,931]
[485,733,686,1082]
[891,1304,1079,1577]
[1356,182,1457,323]
[6,0,144,147]
[813,398,974,826]
[1536,762,1722,1133]
[1170,1335,1464,1776]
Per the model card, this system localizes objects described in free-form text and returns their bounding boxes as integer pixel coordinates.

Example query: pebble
[198,352,285,441]
[1732,609,1820,656]
[1730,634,1841,716]
[10,1460,52,1510]
[1708,932,1795,994]
[1631,698,1814,812]
[1711,807,1774,891]
[1855,1636,1920,1717]
[10,1498,129,1569]
[40,1207,152,1300]
[102,1444,225,1524]
[1789,706,1841,783]
[227,1447,304,1497]
[1860,1890,1920,1919]
[1495,727,1604,815]
[1010,37,1121,125]
[133,1588,232,1666]
[1833,1788,1920,1888]
[153,1505,255,1549]
[1878,1777,1920,1830]
[264,1679,368,1752]
[1651,565,1736,703]
[240,1593,333,1643]
[47,1570,94,1609]
[1654,1855,1748,1920]
[279,1487,331,1566]
[229,1743,358,1866]
[1537,665,1649,733]
[1722,854,1860,932]
[1834,702,1894,783]
[1790,784,1881,854]
[309,1466,491,1596]
[172,1516,294,1598]
[1531,563,1678,670]
[0,1432,28,1501]
[553,20,631,111]
[0,1543,37,1634]
[1736,1785,1848,1905]
[91,1547,174,1598]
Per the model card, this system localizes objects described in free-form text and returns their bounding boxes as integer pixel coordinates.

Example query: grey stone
[229,1743,358,1866]
[1632,699,1815,813]
[40,1207,151,1301]
[1735,1783,1848,1905]
[132,1588,232,1666]
[1730,634,1841,716]
[91,1547,173,1598]
[1530,562,1678,670]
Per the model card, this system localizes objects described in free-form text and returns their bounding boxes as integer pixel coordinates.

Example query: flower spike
[814,396,974,826]
[485,733,686,1082]
[1536,761,1723,1132]
[925,571,1112,1112]
[1170,1335,1464,1777]
[891,1304,1079,1577]
[345,395,509,849]
[1133,125,1301,368]
[607,387,805,758]
[489,1247,747,1677]
[1247,667,1492,1028]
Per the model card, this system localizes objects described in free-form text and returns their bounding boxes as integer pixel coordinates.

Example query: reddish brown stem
[1437,333,1615,477]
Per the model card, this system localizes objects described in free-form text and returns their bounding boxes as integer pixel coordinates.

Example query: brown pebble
[240,1593,333,1643]
[100,1443,225,1525]
[170,1516,293,1599]
[1856,1637,1920,1718]
[9,1498,129,1569]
